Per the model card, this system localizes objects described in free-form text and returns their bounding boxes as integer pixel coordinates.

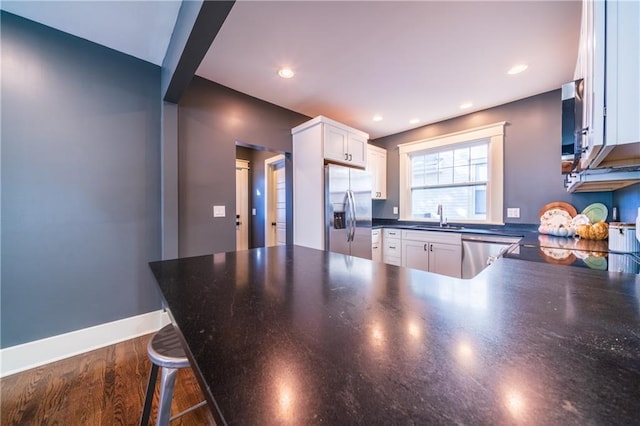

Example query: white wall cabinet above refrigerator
[578,0,640,171]
[367,144,387,199]
[320,117,368,168]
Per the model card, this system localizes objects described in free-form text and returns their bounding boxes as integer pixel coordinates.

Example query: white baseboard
[0,310,171,378]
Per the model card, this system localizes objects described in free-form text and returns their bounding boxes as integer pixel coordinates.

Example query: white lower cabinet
[402,240,430,270]
[427,242,462,278]
[382,229,402,266]
[401,230,462,278]
[372,229,382,263]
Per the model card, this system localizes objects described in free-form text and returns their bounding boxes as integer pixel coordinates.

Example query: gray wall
[372,90,612,224]
[1,13,162,348]
[613,183,640,223]
[178,77,308,257]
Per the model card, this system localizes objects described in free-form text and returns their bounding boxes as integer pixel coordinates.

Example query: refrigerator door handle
[348,190,357,242]
[343,191,352,242]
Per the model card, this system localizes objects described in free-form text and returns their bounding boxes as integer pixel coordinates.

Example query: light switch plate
[507,208,520,218]
[252,208,256,216]
[213,205,226,217]
[393,206,399,215]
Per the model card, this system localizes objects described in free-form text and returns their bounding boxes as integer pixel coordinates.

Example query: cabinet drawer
[401,230,461,245]
[383,229,401,239]
[383,255,402,266]
[372,229,381,244]
[383,238,401,256]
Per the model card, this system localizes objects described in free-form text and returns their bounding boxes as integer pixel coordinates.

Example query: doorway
[235,159,250,251]
[265,154,287,246]
[236,143,291,249]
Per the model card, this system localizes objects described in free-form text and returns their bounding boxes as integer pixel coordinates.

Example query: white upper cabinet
[367,145,387,199]
[579,0,640,170]
[322,120,368,168]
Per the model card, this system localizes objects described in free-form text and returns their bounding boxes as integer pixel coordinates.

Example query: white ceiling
[2,0,582,139]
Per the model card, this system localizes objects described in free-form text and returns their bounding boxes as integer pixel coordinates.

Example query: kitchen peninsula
[150,245,639,424]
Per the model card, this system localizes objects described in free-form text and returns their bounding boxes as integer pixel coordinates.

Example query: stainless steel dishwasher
[462,234,522,278]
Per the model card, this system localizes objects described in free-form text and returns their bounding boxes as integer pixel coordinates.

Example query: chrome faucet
[437,204,443,227]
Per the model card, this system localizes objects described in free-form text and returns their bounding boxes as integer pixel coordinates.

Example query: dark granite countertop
[150,245,640,425]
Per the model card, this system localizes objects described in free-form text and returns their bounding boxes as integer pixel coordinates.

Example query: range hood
[565,165,640,192]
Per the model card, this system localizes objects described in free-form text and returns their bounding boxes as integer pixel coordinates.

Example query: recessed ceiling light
[409,118,420,125]
[507,64,528,75]
[460,102,473,110]
[278,68,294,78]
[372,115,383,122]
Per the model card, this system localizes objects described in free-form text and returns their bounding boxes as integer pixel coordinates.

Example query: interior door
[236,160,250,251]
[275,164,287,245]
[266,155,287,247]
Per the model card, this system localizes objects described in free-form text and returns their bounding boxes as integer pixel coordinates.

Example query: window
[399,122,506,224]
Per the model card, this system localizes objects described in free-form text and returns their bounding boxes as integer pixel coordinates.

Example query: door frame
[265,154,286,247]
[236,159,250,250]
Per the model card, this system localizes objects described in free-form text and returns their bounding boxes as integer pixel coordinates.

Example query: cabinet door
[429,243,462,278]
[579,0,606,169]
[402,240,429,272]
[367,146,387,199]
[605,0,640,147]
[323,124,349,164]
[347,133,368,168]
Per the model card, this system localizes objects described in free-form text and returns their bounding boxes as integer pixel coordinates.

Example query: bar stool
[140,324,206,426]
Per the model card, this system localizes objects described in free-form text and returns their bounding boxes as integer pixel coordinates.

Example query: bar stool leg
[156,367,179,426]
[140,363,159,426]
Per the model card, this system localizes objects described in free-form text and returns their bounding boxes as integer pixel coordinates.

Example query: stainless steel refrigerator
[325,164,372,259]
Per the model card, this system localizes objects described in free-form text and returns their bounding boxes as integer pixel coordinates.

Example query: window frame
[398,122,506,224]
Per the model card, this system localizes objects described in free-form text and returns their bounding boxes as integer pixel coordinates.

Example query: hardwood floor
[0,333,215,425]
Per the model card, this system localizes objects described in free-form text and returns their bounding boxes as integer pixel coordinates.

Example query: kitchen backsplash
[613,183,640,222]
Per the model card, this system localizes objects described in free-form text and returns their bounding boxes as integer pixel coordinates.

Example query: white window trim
[398,122,506,224]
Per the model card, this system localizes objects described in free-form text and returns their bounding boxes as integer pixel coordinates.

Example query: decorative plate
[539,247,576,265]
[582,203,608,223]
[572,249,589,260]
[570,214,591,227]
[538,202,577,218]
[583,255,608,270]
[540,208,573,228]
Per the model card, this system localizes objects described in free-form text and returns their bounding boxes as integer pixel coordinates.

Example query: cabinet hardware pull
[344,153,349,160]
[430,244,433,252]
[349,154,353,161]
[423,244,427,251]
[389,245,396,249]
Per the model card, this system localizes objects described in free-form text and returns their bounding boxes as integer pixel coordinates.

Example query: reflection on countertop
[505,234,640,274]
